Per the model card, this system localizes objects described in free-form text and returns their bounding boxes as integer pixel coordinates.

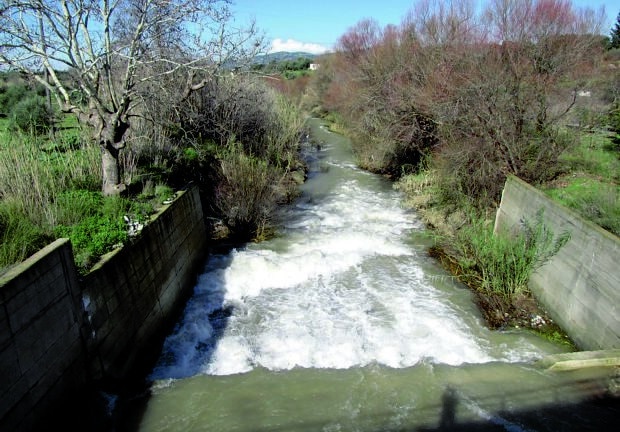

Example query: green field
[544,131,620,236]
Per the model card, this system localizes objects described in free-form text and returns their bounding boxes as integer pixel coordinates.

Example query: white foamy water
[150,136,558,381]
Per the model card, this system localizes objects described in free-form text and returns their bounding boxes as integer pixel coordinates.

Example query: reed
[0,129,100,271]
[452,210,570,300]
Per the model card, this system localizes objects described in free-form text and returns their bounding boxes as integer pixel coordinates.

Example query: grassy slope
[543,131,619,237]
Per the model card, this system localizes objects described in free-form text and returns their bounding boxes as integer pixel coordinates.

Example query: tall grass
[0,129,100,271]
[451,210,570,300]
[215,141,286,241]
[545,131,620,236]
[0,131,100,225]
[265,94,305,168]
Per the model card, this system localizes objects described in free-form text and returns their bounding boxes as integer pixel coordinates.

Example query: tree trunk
[97,113,130,196]
[101,144,125,196]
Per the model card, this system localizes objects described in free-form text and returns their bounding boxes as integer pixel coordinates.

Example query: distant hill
[253,52,317,65]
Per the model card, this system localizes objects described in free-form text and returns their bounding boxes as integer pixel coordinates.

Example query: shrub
[450,210,570,300]
[215,143,283,240]
[0,83,28,114]
[9,95,54,135]
[436,127,575,209]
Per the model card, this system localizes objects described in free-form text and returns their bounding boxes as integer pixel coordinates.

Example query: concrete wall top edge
[0,239,71,292]
[505,175,619,243]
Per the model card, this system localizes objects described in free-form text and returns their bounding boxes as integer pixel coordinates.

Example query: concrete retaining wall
[494,175,620,350]
[0,185,207,431]
[0,239,87,432]
[82,186,207,381]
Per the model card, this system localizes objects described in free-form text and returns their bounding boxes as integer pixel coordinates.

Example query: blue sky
[231,0,619,54]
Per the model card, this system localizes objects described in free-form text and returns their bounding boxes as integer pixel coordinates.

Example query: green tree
[611,12,620,49]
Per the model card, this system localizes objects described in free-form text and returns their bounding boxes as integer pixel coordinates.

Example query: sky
[231,0,619,54]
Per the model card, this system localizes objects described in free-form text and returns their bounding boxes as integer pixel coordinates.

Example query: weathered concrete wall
[495,175,620,350]
[0,239,87,432]
[0,185,208,431]
[82,186,207,380]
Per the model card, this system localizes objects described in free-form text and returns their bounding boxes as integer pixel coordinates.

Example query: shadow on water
[239,377,619,432]
[109,359,620,432]
[421,387,620,432]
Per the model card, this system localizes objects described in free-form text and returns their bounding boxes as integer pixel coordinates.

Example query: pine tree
[611,12,620,49]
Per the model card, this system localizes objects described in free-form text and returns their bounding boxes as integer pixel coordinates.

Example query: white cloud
[269,38,330,54]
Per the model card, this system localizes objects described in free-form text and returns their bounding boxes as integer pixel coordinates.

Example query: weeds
[545,131,620,236]
[0,201,53,270]
[0,131,100,225]
[0,127,134,275]
[215,142,284,240]
[449,209,570,300]
[54,202,129,272]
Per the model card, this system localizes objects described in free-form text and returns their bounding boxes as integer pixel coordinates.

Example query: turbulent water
[119,119,619,432]
[149,121,560,381]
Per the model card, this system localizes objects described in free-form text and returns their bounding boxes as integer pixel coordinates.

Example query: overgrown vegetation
[450,210,570,301]
[0,74,54,135]
[0,0,313,275]
[0,120,167,274]
[544,131,620,236]
[308,0,617,335]
[0,69,306,275]
[127,73,307,240]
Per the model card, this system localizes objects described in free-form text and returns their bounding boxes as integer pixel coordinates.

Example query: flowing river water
[118,118,617,431]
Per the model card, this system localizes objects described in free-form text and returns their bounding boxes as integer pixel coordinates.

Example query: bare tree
[0,0,263,194]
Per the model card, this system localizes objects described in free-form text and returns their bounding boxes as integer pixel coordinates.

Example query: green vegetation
[451,210,570,300]
[0,74,54,135]
[0,67,306,275]
[9,96,55,135]
[252,55,315,80]
[308,0,617,336]
[544,131,620,236]
[0,117,163,274]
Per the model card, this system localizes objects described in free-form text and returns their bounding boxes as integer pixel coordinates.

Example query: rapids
[149,119,565,381]
[116,118,620,432]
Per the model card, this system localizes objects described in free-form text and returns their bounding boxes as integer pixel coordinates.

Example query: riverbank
[394,172,577,349]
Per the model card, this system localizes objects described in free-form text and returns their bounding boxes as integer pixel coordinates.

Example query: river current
[121,119,616,431]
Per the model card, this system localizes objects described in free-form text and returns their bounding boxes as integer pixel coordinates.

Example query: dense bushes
[9,96,54,135]
[127,74,306,240]
[0,77,53,135]
[0,68,307,274]
[309,0,605,208]
[215,145,284,240]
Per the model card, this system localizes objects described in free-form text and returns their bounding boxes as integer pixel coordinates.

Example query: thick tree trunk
[101,144,125,196]
[97,113,130,196]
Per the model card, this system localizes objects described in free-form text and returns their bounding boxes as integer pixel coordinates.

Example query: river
[117,118,616,431]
